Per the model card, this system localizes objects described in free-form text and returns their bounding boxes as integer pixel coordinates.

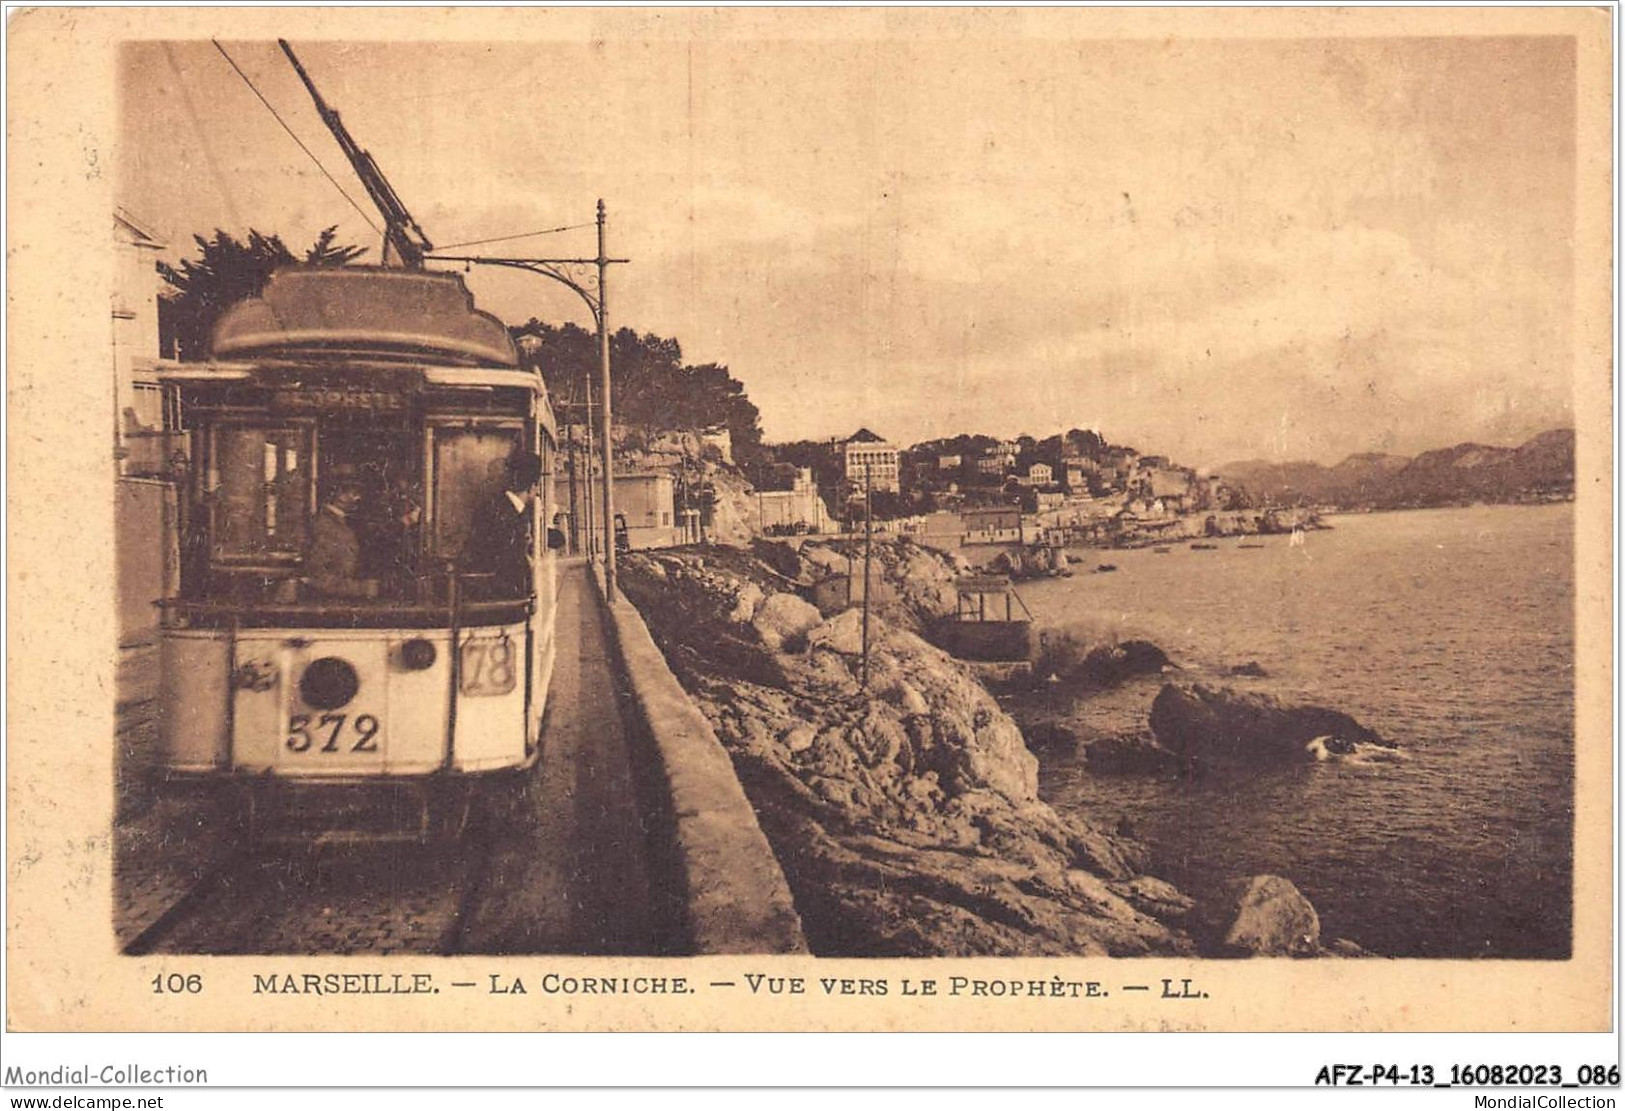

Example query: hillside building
[614,471,681,550]
[1019,462,1054,487]
[961,506,1024,544]
[757,467,832,534]
[841,427,901,493]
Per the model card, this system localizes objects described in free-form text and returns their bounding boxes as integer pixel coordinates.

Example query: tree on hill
[510,320,763,464]
[158,227,367,360]
[910,433,998,459]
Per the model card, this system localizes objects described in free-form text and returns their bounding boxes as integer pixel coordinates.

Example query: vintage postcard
[5,5,1614,1048]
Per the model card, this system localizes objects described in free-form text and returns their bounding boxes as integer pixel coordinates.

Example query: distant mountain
[1220,429,1574,509]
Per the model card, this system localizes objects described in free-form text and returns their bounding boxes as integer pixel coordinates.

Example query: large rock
[1083,640,1172,684]
[799,545,851,575]
[1149,683,1390,766]
[726,582,765,624]
[1031,634,1173,690]
[807,609,866,656]
[751,591,823,651]
[1197,875,1321,957]
[1109,875,1196,921]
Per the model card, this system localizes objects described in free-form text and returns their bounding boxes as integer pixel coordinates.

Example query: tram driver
[306,472,380,600]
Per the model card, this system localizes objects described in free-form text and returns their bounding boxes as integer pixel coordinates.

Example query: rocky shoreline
[620,537,1379,958]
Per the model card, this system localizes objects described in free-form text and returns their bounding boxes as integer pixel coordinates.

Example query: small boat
[1237,542,1266,549]
[1152,546,1171,554]
[1190,542,1218,551]
[1095,563,1118,573]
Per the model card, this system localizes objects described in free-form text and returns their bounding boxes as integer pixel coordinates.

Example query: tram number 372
[286,713,382,754]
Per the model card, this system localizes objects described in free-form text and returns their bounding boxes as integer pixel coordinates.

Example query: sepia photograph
[6,5,1615,1047]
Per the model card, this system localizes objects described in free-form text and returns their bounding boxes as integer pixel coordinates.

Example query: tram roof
[210,266,519,367]
[157,364,546,392]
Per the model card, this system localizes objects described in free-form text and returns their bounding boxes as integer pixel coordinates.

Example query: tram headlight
[399,638,437,671]
[299,656,360,710]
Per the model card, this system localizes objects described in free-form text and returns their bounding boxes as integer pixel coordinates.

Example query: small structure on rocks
[935,574,1034,662]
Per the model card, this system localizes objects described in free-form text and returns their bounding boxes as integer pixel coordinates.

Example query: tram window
[210,425,311,561]
[430,427,522,558]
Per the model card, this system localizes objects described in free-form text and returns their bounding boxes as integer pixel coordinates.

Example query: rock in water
[1084,736,1182,775]
[1149,683,1390,766]
[1022,720,1081,756]
[1324,937,1372,958]
[1076,640,1171,686]
[1203,875,1321,957]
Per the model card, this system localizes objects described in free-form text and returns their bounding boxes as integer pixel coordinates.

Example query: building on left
[113,207,182,648]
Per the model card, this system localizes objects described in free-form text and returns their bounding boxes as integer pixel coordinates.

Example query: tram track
[125,820,498,957]
[120,847,255,957]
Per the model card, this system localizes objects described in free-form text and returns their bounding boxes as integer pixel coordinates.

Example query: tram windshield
[210,425,312,562]
[183,416,536,612]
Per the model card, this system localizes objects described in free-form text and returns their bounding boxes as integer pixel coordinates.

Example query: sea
[1016,503,1575,958]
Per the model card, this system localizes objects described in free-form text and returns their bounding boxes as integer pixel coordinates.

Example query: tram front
[155,266,562,840]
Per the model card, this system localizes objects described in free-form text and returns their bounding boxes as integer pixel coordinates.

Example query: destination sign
[272,386,412,413]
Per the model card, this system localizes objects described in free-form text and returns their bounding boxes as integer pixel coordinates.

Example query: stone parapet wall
[593,566,808,954]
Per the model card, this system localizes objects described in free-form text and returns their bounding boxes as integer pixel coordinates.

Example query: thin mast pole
[861,461,873,690]
[597,199,616,599]
[565,399,580,555]
[583,380,596,561]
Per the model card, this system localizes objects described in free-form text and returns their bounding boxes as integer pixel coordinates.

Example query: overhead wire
[433,223,596,251]
[209,39,383,237]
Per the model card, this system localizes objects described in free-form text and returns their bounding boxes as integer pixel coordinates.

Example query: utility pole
[564,405,580,556]
[596,200,617,600]
[860,461,873,690]
[582,382,596,561]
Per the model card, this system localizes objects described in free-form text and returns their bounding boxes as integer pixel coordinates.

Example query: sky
[120,32,1577,467]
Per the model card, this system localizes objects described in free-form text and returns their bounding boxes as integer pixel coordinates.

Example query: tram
[154,265,563,839]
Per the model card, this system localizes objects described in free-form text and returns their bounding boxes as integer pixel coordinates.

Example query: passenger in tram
[305,473,379,599]
[358,466,423,588]
[460,450,543,599]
